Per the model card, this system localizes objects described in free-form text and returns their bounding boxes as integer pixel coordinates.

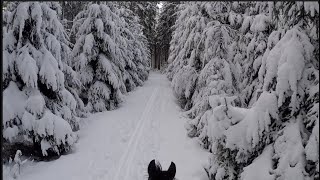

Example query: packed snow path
[20,72,210,180]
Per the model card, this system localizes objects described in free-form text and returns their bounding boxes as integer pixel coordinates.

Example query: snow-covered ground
[4,72,210,180]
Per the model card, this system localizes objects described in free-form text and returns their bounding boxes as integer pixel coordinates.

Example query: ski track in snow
[13,72,210,180]
[113,87,159,180]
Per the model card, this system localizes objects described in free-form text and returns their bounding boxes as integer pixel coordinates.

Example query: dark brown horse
[148,159,176,180]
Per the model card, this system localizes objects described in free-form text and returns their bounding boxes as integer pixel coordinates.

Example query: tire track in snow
[113,87,159,180]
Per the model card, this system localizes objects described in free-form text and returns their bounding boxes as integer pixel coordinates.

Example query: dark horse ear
[167,162,176,178]
[148,159,160,178]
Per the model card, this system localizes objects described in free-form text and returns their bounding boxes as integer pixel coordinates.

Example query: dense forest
[2,1,319,180]
[2,1,157,159]
[166,2,319,180]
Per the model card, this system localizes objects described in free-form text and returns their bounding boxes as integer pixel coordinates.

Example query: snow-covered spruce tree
[125,2,158,45]
[167,2,210,106]
[126,1,158,68]
[71,3,149,113]
[71,3,124,112]
[60,1,89,31]
[204,26,318,179]
[155,1,179,70]
[202,92,278,179]
[166,1,319,180]
[260,27,317,180]
[166,2,238,149]
[131,2,158,48]
[107,3,145,93]
[201,2,319,180]
[184,18,238,143]
[266,2,319,179]
[230,2,273,107]
[165,2,200,81]
[3,2,80,157]
[167,2,232,81]
[116,3,150,87]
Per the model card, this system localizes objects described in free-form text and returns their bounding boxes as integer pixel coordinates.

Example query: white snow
[41,140,51,156]
[83,33,95,54]
[3,82,28,126]
[59,88,77,111]
[22,111,35,131]
[273,117,307,180]
[305,118,319,163]
[263,27,314,112]
[8,72,210,180]
[17,49,39,88]
[240,145,275,180]
[250,14,270,32]
[39,51,64,91]
[3,126,20,142]
[25,92,45,116]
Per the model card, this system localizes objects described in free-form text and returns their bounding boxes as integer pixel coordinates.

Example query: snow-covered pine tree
[166,2,237,149]
[155,1,179,70]
[71,3,125,112]
[107,3,141,93]
[166,2,208,105]
[116,4,150,85]
[259,26,317,180]
[71,3,150,113]
[127,2,158,46]
[186,27,238,142]
[231,2,272,107]
[203,92,278,179]
[264,2,319,179]
[3,2,79,157]
[60,1,88,30]
[48,2,86,122]
[165,2,199,81]
[166,1,319,180]
[126,1,158,68]
[203,2,319,180]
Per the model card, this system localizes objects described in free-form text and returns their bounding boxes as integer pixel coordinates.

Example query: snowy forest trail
[19,72,210,180]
